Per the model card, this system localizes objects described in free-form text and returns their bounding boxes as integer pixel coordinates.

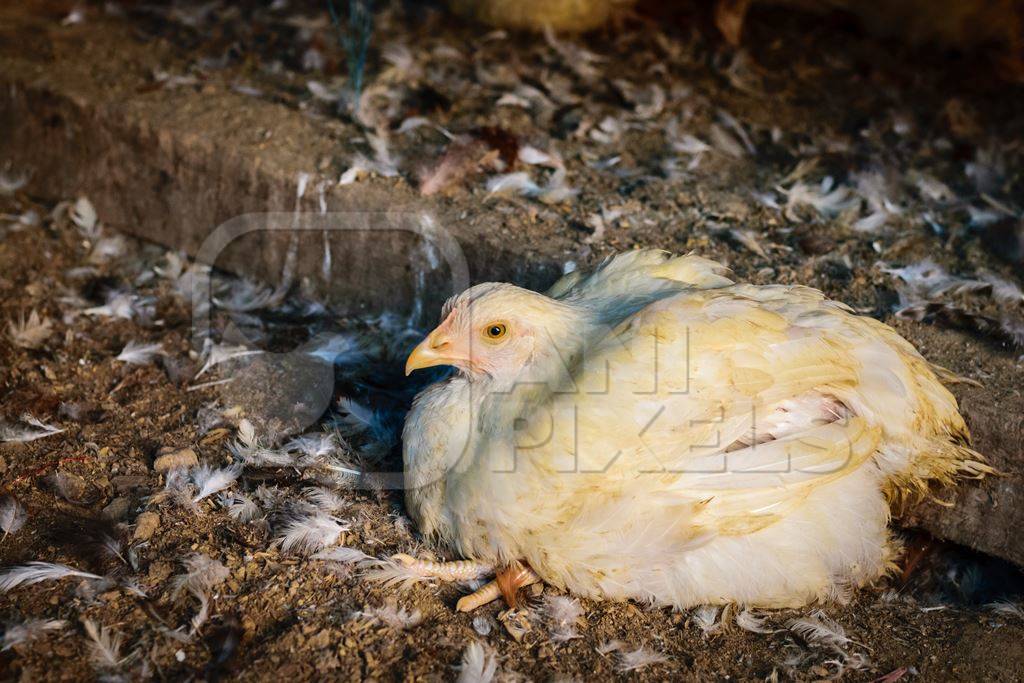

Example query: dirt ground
[2,1,1024,681]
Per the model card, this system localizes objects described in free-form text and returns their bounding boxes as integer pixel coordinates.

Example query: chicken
[402,251,988,610]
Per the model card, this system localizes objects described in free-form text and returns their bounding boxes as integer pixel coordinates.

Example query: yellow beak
[405,332,458,375]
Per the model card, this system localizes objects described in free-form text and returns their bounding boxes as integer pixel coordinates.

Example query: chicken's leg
[391,553,493,581]
[456,562,541,612]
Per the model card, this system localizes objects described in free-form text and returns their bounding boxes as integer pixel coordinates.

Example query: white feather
[335,398,376,433]
[0,167,28,195]
[472,616,492,636]
[0,496,27,537]
[71,197,98,235]
[786,610,857,649]
[0,414,64,443]
[736,609,774,634]
[217,492,261,522]
[692,605,721,636]
[170,554,230,600]
[312,546,372,564]
[81,618,126,670]
[277,513,348,555]
[190,589,212,635]
[784,178,856,219]
[543,595,583,642]
[737,610,774,634]
[83,292,151,320]
[212,278,276,312]
[194,342,263,378]
[2,619,67,651]
[615,645,669,672]
[285,432,339,459]
[987,601,1024,619]
[302,486,347,513]
[353,603,423,630]
[361,558,434,589]
[229,439,293,467]
[191,464,242,503]
[303,334,363,366]
[7,310,53,349]
[0,562,104,592]
[115,341,164,365]
[456,642,497,683]
[486,172,540,197]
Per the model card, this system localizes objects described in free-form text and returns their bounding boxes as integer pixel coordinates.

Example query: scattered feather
[81,618,127,671]
[456,641,498,683]
[71,197,98,235]
[88,235,127,264]
[736,609,774,634]
[285,432,343,465]
[544,595,583,642]
[361,557,434,590]
[354,603,424,630]
[312,546,372,564]
[787,610,864,649]
[277,512,348,555]
[987,601,1024,619]
[0,167,28,195]
[7,310,53,349]
[212,278,276,312]
[115,340,164,365]
[217,492,261,522]
[0,496,27,538]
[487,172,540,197]
[709,122,746,158]
[692,605,721,636]
[169,554,230,600]
[784,178,856,220]
[912,172,956,203]
[0,562,104,592]
[191,464,242,503]
[83,292,153,321]
[195,341,263,378]
[302,486,347,513]
[2,619,67,651]
[615,645,669,672]
[980,271,1024,304]
[302,333,364,366]
[0,414,64,443]
[881,260,988,307]
[472,615,493,636]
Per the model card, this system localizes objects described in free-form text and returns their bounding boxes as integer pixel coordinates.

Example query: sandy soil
[2,1,1024,681]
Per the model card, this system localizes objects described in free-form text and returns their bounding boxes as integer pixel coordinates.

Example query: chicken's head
[405,283,580,383]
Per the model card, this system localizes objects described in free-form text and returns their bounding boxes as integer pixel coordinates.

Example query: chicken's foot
[456,562,541,612]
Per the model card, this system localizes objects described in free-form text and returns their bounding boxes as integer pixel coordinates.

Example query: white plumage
[402,250,987,609]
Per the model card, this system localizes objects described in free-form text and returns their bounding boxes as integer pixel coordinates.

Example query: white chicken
[401,251,988,610]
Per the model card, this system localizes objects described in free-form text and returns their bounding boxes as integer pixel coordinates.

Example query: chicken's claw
[457,562,540,612]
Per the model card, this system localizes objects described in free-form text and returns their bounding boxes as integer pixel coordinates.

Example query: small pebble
[153,446,198,472]
[101,496,131,521]
[132,511,160,541]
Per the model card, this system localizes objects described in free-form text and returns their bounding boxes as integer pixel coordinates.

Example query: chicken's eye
[484,323,508,340]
